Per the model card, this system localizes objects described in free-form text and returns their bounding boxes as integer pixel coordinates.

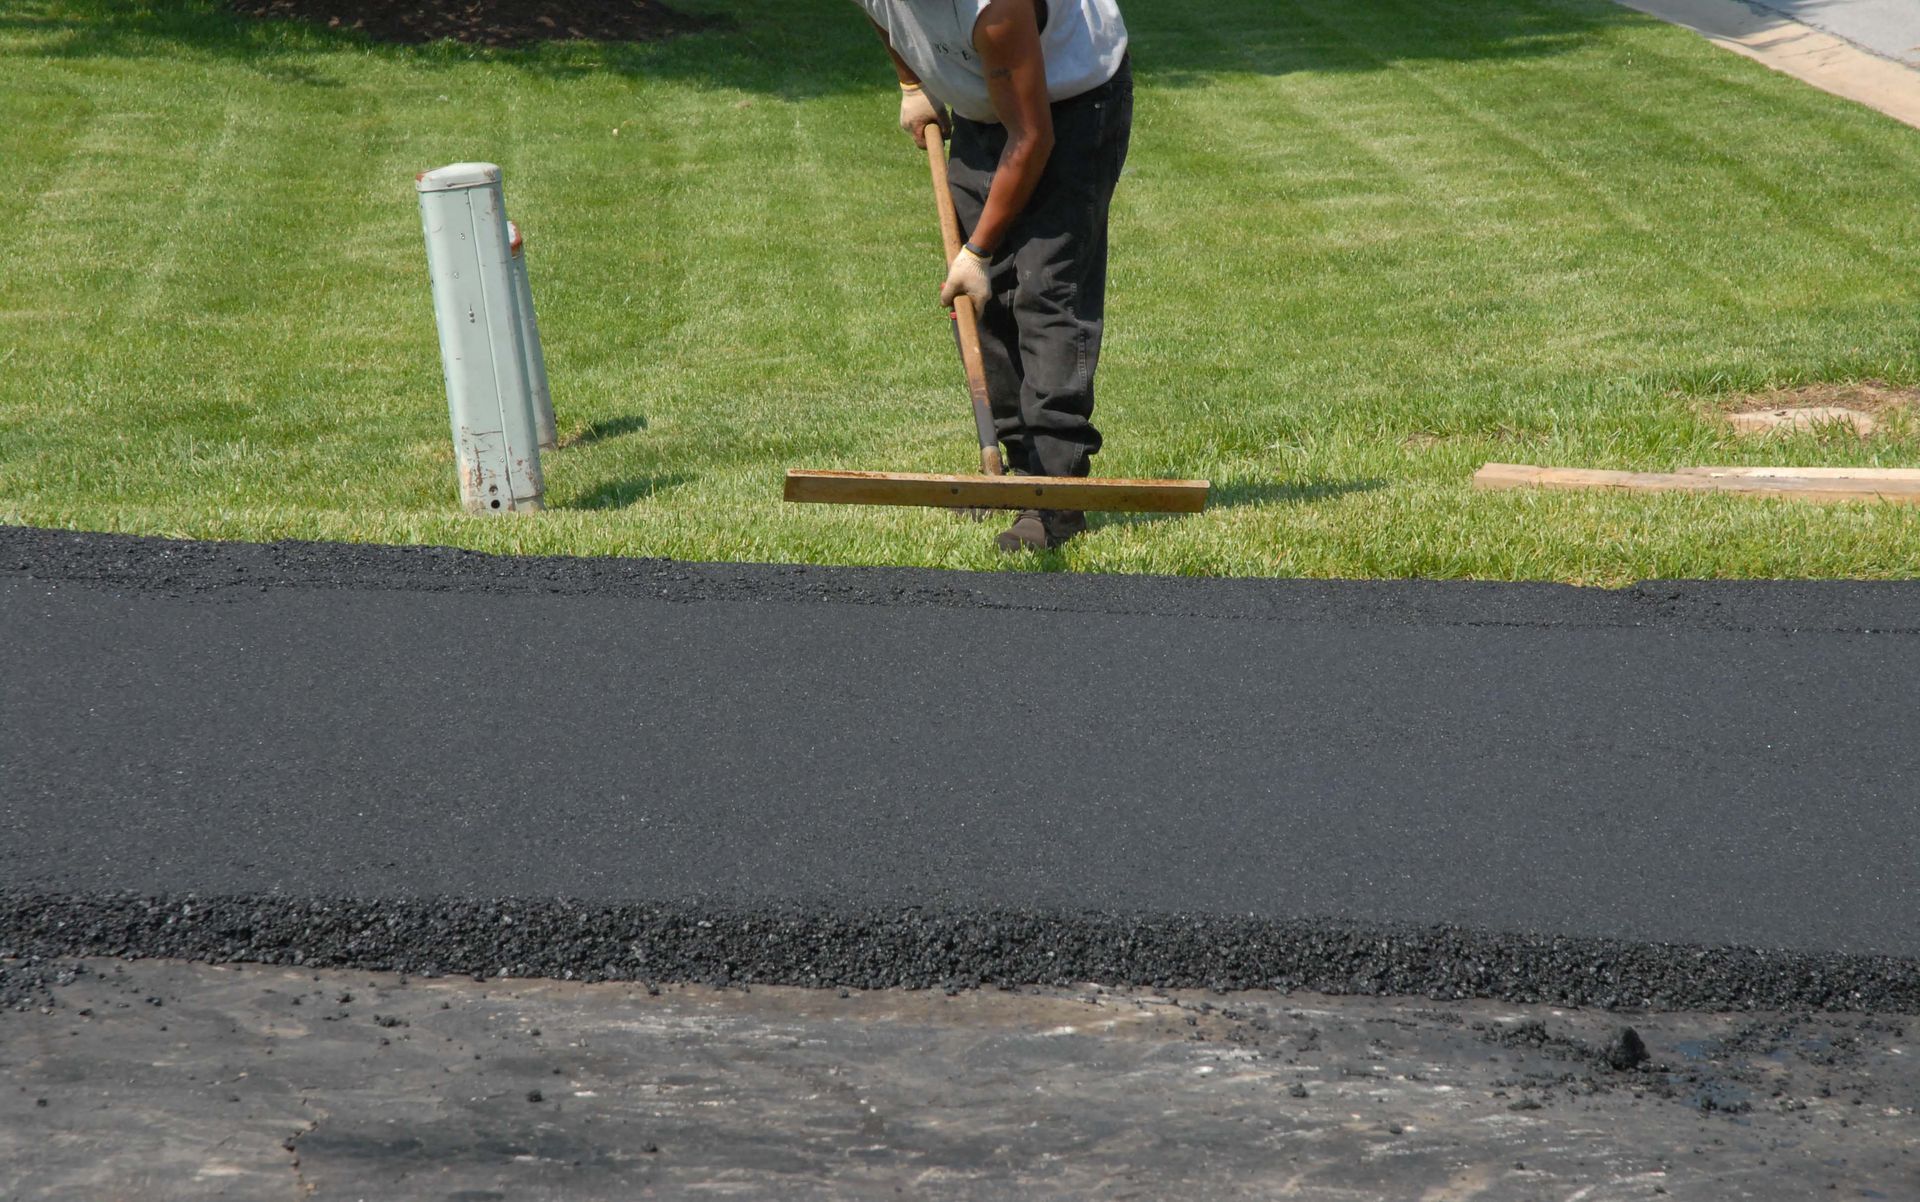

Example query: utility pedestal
[417,162,544,513]
[507,220,558,452]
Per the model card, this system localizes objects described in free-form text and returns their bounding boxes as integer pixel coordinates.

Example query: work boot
[995,509,1086,552]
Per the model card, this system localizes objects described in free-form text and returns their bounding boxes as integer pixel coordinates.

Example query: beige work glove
[899,83,949,149]
[940,246,991,309]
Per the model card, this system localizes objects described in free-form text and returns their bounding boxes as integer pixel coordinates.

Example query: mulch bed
[229,0,714,47]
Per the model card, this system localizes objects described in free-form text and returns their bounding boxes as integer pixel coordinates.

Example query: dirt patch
[1724,380,1920,416]
[228,0,714,48]
[1728,406,1879,436]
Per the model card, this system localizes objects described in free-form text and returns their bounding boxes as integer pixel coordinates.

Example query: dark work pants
[948,57,1132,479]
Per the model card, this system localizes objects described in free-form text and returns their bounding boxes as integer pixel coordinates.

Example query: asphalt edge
[7,524,1919,634]
[4,891,1916,1013]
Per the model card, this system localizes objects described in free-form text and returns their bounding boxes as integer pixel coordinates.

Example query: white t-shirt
[853,0,1129,123]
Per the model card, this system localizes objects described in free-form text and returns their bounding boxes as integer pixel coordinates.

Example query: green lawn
[2,0,1918,582]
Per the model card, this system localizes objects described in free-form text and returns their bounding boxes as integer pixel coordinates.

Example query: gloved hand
[940,245,991,309]
[899,83,949,149]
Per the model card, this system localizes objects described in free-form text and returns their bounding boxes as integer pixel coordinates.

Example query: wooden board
[784,470,1210,513]
[1475,462,1920,503]
[1676,466,1920,482]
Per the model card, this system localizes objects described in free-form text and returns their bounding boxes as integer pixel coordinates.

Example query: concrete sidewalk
[1760,0,1920,65]
[1621,0,1920,127]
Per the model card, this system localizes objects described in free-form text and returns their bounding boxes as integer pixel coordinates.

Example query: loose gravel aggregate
[5,892,1917,1013]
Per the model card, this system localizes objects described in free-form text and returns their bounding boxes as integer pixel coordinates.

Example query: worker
[854,0,1132,551]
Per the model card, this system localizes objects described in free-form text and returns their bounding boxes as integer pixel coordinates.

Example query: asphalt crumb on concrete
[0,958,88,1012]
[1,958,1914,1199]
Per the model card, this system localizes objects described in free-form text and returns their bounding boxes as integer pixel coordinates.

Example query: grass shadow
[252,60,343,87]
[1093,476,1387,530]
[1213,478,1388,507]
[556,413,649,450]
[568,471,692,510]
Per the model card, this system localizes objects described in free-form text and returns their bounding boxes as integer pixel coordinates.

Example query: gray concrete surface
[1,958,1914,1200]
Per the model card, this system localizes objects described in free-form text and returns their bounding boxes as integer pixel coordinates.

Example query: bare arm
[966,0,1054,255]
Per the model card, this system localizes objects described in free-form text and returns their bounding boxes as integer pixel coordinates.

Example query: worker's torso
[853,0,1129,123]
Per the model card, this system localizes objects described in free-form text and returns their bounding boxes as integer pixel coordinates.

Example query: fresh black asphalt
[3,526,1917,1009]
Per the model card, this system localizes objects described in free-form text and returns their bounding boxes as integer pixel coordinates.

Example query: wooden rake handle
[925,135,1005,477]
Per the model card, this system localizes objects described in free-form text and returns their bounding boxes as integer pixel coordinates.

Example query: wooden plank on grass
[1675,466,1920,482]
[1474,463,1920,503]
[784,470,1210,513]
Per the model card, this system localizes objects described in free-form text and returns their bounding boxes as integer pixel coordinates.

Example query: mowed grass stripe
[1287,1,1757,326]
[0,77,97,250]
[1126,60,1636,458]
